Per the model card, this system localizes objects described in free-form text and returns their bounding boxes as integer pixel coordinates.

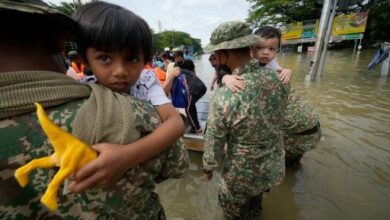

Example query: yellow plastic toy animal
[14,103,97,211]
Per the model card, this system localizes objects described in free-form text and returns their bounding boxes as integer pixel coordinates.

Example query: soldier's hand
[69,143,131,192]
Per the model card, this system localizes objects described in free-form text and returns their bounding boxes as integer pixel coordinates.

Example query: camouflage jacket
[282,89,319,135]
[0,99,188,219]
[203,59,289,171]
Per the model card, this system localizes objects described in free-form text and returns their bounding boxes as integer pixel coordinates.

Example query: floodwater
[156,49,390,220]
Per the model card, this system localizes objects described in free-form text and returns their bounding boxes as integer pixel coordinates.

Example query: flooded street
[156,49,390,220]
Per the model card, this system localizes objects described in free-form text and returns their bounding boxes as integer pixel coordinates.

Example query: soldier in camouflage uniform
[202,21,289,219]
[250,26,321,168]
[0,1,188,219]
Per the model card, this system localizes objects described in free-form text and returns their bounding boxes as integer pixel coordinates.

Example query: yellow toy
[14,103,97,211]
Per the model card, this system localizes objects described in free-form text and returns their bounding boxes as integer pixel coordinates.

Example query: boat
[181,100,209,152]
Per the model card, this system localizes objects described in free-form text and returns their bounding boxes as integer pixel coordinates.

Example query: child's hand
[222,75,245,93]
[276,68,292,84]
[69,143,131,192]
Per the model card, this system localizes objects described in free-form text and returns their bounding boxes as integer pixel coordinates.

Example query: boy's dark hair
[174,51,184,58]
[254,26,282,48]
[72,1,153,64]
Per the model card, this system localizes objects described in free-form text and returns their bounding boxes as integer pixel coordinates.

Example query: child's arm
[276,67,292,84]
[221,74,246,93]
[69,74,185,193]
[271,59,292,84]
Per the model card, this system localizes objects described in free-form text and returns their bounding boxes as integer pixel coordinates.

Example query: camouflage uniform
[0,1,188,218]
[203,21,289,219]
[0,91,189,219]
[282,90,321,166]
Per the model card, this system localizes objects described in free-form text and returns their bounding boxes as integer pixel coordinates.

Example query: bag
[171,73,189,108]
[181,69,207,97]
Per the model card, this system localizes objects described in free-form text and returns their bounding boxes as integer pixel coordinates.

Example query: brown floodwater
[156,49,390,220]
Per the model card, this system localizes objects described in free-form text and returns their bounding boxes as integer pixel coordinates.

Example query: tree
[363,0,390,44]
[246,0,390,44]
[246,0,322,28]
[49,0,98,16]
[154,31,203,54]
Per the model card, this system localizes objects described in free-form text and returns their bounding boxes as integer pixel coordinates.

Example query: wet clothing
[203,59,289,218]
[0,71,189,219]
[282,90,321,161]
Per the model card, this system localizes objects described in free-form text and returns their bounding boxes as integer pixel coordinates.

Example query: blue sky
[45,0,251,47]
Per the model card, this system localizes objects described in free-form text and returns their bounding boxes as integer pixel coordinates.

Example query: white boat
[182,100,210,152]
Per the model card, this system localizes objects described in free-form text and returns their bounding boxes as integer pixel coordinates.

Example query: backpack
[181,69,207,98]
[171,73,189,108]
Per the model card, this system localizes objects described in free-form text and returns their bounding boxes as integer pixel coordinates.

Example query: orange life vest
[153,67,166,83]
[71,62,85,80]
[144,64,166,83]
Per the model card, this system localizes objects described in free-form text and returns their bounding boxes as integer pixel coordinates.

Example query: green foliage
[246,0,321,28]
[49,0,98,16]
[154,31,203,54]
[246,0,390,43]
[363,0,390,44]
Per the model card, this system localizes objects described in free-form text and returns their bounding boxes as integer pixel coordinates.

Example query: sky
[44,0,252,47]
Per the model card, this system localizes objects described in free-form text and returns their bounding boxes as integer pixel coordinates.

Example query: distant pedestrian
[174,50,207,133]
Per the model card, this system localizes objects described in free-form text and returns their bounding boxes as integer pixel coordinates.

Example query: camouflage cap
[204,21,259,53]
[0,0,75,31]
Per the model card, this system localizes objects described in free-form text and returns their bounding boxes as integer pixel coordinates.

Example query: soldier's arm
[70,100,166,192]
[202,95,228,172]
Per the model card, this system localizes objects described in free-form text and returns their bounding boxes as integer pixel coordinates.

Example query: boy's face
[85,48,144,93]
[252,37,279,65]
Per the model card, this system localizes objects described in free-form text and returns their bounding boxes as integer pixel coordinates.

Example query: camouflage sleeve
[131,98,161,133]
[202,93,228,171]
[155,137,189,182]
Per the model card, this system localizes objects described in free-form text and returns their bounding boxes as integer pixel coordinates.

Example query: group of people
[0,0,320,219]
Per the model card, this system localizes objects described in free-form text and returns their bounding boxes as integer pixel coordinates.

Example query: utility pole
[317,0,338,78]
[158,20,162,33]
[381,43,390,77]
[305,0,333,81]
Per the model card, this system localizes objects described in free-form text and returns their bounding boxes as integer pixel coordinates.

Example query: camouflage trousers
[218,148,285,219]
[284,123,321,161]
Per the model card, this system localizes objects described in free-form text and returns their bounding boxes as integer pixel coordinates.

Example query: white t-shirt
[129,69,170,106]
[265,59,281,70]
[79,69,170,106]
